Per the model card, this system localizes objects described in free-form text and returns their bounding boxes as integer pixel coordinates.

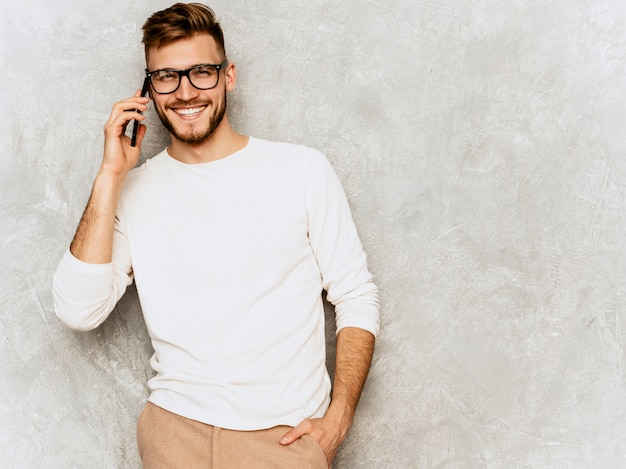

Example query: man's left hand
[279,414,349,467]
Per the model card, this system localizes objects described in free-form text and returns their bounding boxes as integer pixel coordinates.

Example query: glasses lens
[189,65,219,90]
[150,70,180,94]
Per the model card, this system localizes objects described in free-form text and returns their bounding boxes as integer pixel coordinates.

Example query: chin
[161,105,226,146]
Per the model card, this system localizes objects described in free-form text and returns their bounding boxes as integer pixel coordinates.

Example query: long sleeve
[305,153,380,337]
[52,219,133,331]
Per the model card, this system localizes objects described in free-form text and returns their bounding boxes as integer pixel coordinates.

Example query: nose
[175,75,199,101]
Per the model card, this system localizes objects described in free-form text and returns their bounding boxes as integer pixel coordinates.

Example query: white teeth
[175,107,204,116]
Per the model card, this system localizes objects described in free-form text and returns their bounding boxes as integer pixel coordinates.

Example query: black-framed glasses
[146,60,229,94]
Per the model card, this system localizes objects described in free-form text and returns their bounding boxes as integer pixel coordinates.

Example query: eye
[153,70,178,82]
[193,65,216,77]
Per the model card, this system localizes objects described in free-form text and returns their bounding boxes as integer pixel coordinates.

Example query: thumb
[279,420,311,446]
[135,123,147,147]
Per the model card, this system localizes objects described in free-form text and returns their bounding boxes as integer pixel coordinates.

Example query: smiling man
[52,3,379,468]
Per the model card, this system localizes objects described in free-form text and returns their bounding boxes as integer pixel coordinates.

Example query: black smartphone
[131,76,150,147]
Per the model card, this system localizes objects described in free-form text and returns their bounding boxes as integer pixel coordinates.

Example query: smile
[173,106,206,117]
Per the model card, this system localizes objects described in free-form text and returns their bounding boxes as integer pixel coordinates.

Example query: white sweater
[53,137,379,430]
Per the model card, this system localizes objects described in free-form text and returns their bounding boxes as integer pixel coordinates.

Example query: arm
[280,327,375,466]
[52,90,149,330]
[71,90,149,263]
[280,151,379,466]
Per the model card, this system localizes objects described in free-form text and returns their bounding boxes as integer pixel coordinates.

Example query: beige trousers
[136,402,328,469]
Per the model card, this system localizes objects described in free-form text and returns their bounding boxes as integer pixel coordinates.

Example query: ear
[224,62,237,92]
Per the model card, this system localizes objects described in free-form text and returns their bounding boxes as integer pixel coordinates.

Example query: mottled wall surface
[2,0,626,467]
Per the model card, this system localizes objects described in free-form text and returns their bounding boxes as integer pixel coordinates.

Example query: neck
[167,117,249,165]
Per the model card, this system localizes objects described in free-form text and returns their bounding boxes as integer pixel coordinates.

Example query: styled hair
[142,3,226,59]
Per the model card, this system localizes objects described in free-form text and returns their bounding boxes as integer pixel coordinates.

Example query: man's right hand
[69,90,150,264]
[101,89,150,177]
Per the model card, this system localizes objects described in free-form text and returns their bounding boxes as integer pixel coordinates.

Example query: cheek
[152,97,168,113]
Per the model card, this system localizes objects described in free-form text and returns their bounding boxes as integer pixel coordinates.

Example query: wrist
[94,166,128,196]
[97,163,131,181]
[325,401,355,433]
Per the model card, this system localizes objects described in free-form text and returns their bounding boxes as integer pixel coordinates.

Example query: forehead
[146,34,222,70]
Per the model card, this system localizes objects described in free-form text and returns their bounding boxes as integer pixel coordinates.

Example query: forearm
[279,326,375,465]
[69,89,148,263]
[55,169,133,330]
[70,170,126,264]
[326,327,375,433]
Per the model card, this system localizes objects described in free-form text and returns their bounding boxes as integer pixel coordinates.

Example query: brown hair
[142,3,226,59]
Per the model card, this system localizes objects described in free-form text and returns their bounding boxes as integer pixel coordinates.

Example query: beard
[155,93,227,145]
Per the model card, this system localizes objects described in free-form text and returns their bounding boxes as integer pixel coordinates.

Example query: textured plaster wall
[2,0,626,467]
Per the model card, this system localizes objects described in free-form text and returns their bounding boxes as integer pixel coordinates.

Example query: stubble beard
[156,93,227,145]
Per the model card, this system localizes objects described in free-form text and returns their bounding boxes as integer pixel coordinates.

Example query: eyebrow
[147,62,226,74]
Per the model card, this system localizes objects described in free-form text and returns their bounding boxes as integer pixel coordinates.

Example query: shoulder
[248,137,331,173]
[117,150,169,211]
[126,150,169,181]
[122,150,170,191]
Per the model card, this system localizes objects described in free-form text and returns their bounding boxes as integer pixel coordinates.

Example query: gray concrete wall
[2,0,626,467]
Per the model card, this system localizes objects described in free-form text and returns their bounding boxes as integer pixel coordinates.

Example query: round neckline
[164,136,254,168]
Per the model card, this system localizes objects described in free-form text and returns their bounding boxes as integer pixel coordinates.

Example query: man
[53,3,379,468]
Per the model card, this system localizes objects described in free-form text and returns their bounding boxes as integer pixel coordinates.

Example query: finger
[134,123,147,147]
[280,421,312,446]
[105,111,144,139]
[105,98,148,130]
[123,96,150,121]
[121,100,149,117]
[110,97,150,119]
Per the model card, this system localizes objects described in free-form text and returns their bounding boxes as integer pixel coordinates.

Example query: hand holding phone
[131,76,150,147]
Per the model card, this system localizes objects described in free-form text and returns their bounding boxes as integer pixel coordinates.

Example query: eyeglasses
[146,60,229,94]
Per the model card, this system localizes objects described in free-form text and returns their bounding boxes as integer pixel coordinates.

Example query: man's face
[146,34,231,145]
